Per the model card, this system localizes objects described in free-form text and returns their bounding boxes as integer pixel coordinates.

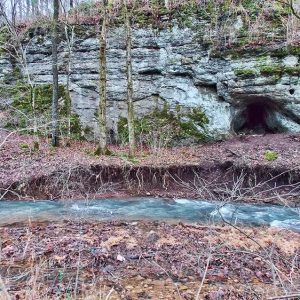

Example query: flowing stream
[0,198,299,231]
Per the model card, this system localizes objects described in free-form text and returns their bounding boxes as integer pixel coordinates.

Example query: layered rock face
[1,24,300,138]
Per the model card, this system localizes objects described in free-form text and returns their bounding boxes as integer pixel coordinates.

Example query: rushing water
[0,198,299,231]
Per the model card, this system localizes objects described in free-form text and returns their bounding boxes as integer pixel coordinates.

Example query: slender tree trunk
[31,0,35,16]
[18,0,23,21]
[70,0,73,9]
[45,0,50,16]
[97,0,108,155]
[10,0,16,26]
[289,0,300,19]
[36,0,40,15]
[125,6,135,158]
[65,24,74,137]
[51,0,59,147]
[40,0,44,15]
[26,0,30,17]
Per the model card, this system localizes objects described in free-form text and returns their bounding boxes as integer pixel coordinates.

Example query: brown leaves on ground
[0,220,299,299]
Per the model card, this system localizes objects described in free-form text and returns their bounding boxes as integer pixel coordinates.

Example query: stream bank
[1,130,300,204]
[1,131,300,299]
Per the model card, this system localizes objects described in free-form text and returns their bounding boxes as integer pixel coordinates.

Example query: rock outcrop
[1,23,300,139]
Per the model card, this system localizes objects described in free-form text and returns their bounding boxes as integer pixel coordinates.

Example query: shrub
[264,150,278,161]
[117,104,209,149]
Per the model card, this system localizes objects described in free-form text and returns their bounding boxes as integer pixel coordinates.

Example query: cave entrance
[232,100,281,134]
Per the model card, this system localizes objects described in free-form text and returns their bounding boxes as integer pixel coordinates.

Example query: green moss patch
[234,68,257,79]
[235,63,300,80]
[259,64,283,77]
[284,66,300,76]
[258,64,300,77]
[117,103,209,148]
[1,83,83,140]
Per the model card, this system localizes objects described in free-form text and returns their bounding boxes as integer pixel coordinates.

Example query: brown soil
[1,130,300,203]
[0,220,299,300]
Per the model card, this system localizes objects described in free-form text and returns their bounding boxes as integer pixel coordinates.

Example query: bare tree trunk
[51,0,59,147]
[10,0,16,26]
[40,0,44,15]
[18,0,23,21]
[70,0,73,9]
[64,24,74,137]
[26,0,30,17]
[31,0,35,16]
[36,0,40,15]
[96,0,108,155]
[289,0,300,19]
[125,5,135,158]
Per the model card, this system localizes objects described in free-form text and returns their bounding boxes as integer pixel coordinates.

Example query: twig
[195,253,212,300]
[105,288,115,300]
[268,294,300,300]
[0,276,11,300]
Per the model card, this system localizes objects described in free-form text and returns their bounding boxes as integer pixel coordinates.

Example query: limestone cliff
[0,22,300,139]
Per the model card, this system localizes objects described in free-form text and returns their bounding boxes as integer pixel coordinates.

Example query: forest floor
[0,129,300,202]
[0,131,300,299]
[1,220,300,300]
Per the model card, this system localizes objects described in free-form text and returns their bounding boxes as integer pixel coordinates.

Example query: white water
[0,198,299,231]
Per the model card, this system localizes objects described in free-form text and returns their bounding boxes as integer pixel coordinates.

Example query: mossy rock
[11,84,67,113]
[1,83,83,139]
[258,64,300,77]
[234,68,257,79]
[284,66,300,76]
[270,46,300,58]
[259,64,283,76]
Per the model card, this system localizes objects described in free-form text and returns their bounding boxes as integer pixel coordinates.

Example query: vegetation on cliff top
[5,0,300,54]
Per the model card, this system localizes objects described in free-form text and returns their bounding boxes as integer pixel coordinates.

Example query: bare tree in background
[288,0,300,19]
[277,0,300,19]
[96,0,108,155]
[0,1,39,133]
[0,0,83,22]
[51,0,59,147]
[125,1,135,158]
[61,1,75,137]
[26,0,30,17]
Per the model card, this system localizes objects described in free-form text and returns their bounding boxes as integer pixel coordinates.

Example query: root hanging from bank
[2,162,300,205]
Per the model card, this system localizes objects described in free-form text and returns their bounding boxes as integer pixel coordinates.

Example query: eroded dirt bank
[0,130,300,203]
[1,220,299,300]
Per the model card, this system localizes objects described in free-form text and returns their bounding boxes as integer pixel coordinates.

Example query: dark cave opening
[232,101,281,134]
